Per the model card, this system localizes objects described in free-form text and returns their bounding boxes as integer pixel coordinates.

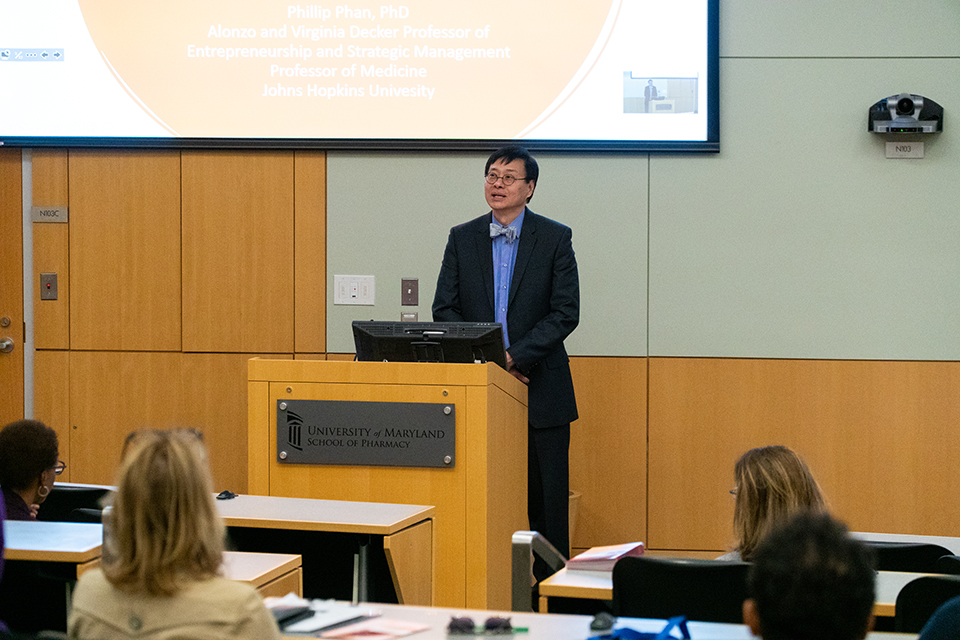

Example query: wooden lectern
[247,358,528,610]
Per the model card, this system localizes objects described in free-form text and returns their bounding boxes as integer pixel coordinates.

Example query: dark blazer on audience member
[433,209,579,428]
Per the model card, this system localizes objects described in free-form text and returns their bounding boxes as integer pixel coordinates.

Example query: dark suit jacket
[432,209,579,428]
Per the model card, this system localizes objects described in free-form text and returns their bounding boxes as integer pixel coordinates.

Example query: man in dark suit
[432,145,579,565]
[644,79,658,112]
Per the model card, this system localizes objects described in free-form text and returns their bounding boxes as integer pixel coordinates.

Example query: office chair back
[612,556,750,623]
[37,485,111,523]
[934,555,960,575]
[861,542,954,573]
[895,575,960,633]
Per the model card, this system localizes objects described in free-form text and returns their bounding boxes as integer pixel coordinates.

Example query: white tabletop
[3,520,103,562]
[215,493,434,534]
[538,566,924,618]
[221,550,301,587]
[279,602,916,640]
[853,531,960,556]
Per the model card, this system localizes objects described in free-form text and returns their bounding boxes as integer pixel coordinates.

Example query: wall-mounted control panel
[40,272,58,300]
[333,275,375,305]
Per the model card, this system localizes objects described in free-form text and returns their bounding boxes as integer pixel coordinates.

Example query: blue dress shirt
[491,209,525,348]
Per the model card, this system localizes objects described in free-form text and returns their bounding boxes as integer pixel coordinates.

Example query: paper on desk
[320,618,430,639]
[264,595,380,634]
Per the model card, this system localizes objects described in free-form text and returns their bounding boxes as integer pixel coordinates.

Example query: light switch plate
[401,278,418,306]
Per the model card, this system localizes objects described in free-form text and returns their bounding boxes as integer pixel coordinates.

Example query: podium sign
[276,399,456,468]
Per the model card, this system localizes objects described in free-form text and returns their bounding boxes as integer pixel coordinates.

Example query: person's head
[0,419,61,505]
[744,511,876,640]
[732,445,824,561]
[484,145,538,221]
[103,428,224,596]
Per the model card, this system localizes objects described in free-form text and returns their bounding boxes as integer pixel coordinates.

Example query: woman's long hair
[733,445,825,561]
[103,429,224,595]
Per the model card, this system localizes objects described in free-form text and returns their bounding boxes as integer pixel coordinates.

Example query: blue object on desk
[592,616,690,640]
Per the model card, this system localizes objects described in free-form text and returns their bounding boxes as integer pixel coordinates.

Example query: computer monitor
[352,321,507,369]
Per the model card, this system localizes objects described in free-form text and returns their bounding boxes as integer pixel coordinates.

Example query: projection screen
[0,0,719,151]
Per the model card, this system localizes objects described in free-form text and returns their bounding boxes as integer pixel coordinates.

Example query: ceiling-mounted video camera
[869,93,943,133]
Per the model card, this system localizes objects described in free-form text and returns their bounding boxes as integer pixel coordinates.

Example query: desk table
[4,520,103,578]
[4,521,302,596]
[853,531,960,555]
[215,494,435,605]
[280,602,917,640]
[537,566,924,618]
[222,550,303,598]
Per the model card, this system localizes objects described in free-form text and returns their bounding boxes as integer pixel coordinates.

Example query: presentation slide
[0,0,713,146]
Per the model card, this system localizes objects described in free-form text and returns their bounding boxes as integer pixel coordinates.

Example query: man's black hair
[748,511,876,640]
[485,145,539,188]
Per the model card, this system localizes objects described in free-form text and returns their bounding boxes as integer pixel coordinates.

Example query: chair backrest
[934,555,960,575]
[68,507,104,523]
[37,485,111,523]
[862,541,954,573]
[612,556,750,623]
[895,575,960,633]
[916,595,960,640]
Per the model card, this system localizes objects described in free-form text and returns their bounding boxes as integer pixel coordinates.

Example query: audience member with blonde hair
[67,429,280,639]
[718,445,825,562]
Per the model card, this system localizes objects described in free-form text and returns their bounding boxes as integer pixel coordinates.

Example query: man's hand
[506,352,530,384]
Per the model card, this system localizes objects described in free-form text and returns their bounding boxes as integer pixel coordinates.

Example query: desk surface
[281,602,916,640]
[853,531,960,555]
[215,494,434,534]
[3,520,102,563]
[538,566,925,618]
[222,550,301,588]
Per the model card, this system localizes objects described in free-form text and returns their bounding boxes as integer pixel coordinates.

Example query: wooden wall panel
[569,357,647,549]
[648,357,960,552]
[32,149,70,349]
[68,151,181,351]
[33,350,70,481]
[294,151,326,354]
[181,353,293,494]
[69,351,182,484]
[0,149,23,425]
[182,151,294,353]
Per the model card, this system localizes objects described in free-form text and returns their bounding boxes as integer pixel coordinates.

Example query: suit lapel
[474,213,496,313]
[509,209,537,306]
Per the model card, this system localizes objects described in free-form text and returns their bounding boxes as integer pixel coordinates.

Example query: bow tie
[490,223,518,244]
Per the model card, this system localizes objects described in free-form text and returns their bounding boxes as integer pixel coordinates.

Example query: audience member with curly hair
[0,419,62,521]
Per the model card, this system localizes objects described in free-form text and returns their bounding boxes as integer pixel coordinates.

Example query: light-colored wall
[326,153,648,356]
[326,1,960,362]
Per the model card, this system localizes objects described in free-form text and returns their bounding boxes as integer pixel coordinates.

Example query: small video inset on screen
[623,74,699,114]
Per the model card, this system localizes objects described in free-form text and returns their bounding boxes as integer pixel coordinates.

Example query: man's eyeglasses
[484,173,527,186]
[53,460,66,476]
